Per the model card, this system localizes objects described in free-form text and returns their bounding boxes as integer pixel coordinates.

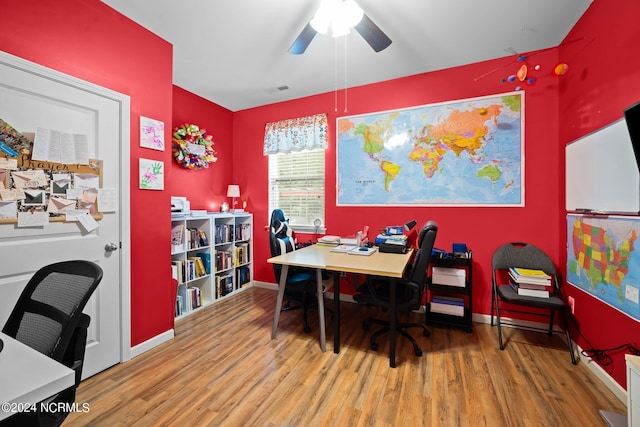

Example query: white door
[0,51,129,378]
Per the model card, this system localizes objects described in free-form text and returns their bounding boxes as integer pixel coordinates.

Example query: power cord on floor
[580,343,640,366]
[566,304,639,366]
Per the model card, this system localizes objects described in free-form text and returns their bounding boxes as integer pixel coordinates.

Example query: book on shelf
[171,223,184,252]
[509,267,551,279]
[188,257,207,278]
[172,260,184,284]
[510,281,550,298]
[198,229,209,246]
[236,266,251,287]
[198,252,211,275]
[215,224,234,244]
[214,250,233,272]
[175,294,184,316]
[512,280,549,290]
[234,242,250,266]
[216,274,234,298]
[508,272,551,287]
[235,223,251,241]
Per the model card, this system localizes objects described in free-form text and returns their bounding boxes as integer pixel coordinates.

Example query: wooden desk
[0,332,75,421]
[268,244,412,367]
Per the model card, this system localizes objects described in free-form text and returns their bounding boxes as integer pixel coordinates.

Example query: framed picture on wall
[139,158,164,190]
[139,116,165,151]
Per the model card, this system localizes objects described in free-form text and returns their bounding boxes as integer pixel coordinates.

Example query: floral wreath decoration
[172,123,218,169]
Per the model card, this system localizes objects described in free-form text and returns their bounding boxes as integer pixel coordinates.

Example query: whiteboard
[566,119,640,213]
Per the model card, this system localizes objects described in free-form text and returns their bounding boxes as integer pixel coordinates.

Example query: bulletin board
[0,152,103,224]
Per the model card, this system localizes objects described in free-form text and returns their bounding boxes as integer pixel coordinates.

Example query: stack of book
[508,267,552,297]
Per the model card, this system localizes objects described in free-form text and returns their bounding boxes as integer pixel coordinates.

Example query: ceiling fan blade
[354,13,392,52]
[288,23,317,55]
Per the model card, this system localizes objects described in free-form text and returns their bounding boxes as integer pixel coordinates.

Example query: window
[268,148,325,232]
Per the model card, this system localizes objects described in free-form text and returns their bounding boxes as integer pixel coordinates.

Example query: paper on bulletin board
[97,188,118,212]
[17,211,49,227]
[76,211,99,232]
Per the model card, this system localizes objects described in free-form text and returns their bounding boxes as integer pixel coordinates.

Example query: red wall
[5,0,638,390]
[235,50,563,321]
[559,0,640,388]
[171,86,234,212]
[0,0,175,347]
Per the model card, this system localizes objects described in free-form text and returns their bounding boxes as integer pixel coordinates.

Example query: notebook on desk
[330,244,358,253]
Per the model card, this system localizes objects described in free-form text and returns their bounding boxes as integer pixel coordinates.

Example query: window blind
[268,149,325,229]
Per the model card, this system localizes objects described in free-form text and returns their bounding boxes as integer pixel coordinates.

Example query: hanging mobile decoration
[473,38,584,90]
[172,123,218,169]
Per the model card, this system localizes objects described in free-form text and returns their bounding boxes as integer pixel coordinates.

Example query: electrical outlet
[568,296,575,314]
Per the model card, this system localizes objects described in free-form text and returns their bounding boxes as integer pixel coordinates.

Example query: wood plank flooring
[65,287,626,426]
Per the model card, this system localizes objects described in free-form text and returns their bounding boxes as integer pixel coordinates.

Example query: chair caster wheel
[304,326,311,333]
[415,349,423,357]
[422,329,430,337]
[371,342,379,351]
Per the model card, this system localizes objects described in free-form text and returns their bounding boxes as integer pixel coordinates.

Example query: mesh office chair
[269,209,321,333]
[491,242,577,364]
[1,260,103,426]
[354,221,438,357]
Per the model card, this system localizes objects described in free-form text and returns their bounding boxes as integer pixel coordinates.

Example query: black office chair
[353,221,438,357]
[269,209,322,333]
[1,260,103,427]
[491,242,577,364]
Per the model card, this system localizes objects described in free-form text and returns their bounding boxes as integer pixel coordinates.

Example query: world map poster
[336,92,524,206]
[567,214,640,321]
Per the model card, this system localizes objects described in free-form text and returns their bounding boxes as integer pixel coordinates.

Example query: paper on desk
[330,244,358,253]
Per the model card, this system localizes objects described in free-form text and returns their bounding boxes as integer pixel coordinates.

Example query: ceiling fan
[288,0,392,55]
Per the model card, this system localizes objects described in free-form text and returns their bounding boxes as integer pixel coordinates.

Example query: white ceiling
[101,0,592,112]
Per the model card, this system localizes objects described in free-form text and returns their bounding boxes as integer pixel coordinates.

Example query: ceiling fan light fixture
[341,0,364,28]
[310,0,363,37]
[310,3,332,34]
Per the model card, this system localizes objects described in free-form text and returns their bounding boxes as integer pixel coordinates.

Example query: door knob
[105,242,119,252]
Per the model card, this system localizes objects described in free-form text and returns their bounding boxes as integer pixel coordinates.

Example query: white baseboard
[129,329,174,359]
[253,280,277,291]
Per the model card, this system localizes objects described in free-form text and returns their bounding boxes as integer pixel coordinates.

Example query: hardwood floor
[65,287,625,426]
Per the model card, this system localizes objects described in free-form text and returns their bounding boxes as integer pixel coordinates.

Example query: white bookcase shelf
[171,212,253,319]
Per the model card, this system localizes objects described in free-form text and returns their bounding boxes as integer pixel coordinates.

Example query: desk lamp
[404,219,418,249]
[226,184,242,212]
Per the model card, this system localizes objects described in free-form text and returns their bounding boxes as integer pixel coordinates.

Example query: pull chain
[334,36,338,113]
[344,35,348,113]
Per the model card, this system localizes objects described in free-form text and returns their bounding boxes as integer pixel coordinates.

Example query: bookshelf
[172,212,253,319]
[426,255,473,333]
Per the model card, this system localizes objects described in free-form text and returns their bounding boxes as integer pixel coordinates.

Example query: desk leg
[389,277,397,368]
[271,265,289,339]
[316,269,326,352]
[333,271,340,354]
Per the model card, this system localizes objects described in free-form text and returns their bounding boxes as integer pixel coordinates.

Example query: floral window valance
[263,113,328,155]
